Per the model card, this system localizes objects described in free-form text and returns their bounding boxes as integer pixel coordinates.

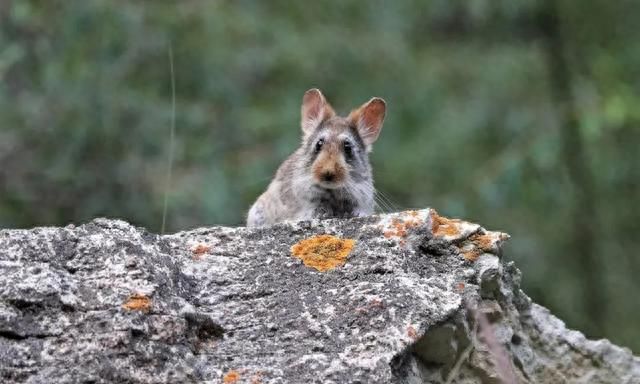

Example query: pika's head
[299,88,386,190]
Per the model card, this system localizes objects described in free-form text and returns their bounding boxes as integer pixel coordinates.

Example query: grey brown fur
[247,89,386,226]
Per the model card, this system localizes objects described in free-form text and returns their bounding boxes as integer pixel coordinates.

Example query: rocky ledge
[0,209,638,383]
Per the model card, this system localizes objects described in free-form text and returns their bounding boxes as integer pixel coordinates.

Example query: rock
[0,209,637,383]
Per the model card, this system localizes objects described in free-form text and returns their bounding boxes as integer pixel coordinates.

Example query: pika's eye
[314,139,324,153]
[343,141,353,158]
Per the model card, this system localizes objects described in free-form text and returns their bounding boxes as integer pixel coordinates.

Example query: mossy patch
[122,293,151,313]
[291,234,356,272]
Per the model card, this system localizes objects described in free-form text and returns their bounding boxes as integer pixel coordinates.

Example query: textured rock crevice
[0,209,638,383]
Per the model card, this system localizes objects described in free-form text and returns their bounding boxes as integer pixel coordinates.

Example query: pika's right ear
[347,97,386,149]
[301,88,335,136]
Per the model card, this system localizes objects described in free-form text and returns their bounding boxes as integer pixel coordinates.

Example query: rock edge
[0,209,638,383]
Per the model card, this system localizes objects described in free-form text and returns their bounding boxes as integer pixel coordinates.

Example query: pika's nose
[321,171,336,182]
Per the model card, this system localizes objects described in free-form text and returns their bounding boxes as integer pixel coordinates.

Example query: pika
[247,88,386,227]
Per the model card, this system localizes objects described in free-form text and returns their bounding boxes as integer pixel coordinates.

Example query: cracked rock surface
[0,209,638,383]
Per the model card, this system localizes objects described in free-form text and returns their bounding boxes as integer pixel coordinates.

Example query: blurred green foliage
[1,1,638,352]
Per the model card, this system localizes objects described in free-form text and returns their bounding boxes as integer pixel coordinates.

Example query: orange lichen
[223,370,241,383]
[456,282,466,292]
[462,249,483,261]
[191,243,211,260]
[430,210,509,261]
[469,233,494,252]
[356,298,385,314]
[369,298,384,308]
[291,235,355,272]
[392,218,408,237]
[383,214,423,239]
[430,210,463,238]
[122,293,151,313]
[460,233,500,261]
[250,371,263,384]
[407,325,418,340]
[430,210,440,232]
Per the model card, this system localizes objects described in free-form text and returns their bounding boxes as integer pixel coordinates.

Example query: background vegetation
[1,1,638,352]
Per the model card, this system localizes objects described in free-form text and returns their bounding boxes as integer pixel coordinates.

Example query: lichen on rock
[290,234,355,272]
[122,293,152,313]
[0,209,637,384]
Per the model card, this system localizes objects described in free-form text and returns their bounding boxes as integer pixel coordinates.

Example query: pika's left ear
[348,97,386,149]
[301,88,336,136]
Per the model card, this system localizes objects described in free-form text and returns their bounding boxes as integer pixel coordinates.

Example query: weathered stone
[0,209,637,383]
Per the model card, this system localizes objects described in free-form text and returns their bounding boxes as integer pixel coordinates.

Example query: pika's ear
[301,88,335,136]
[348,97,386,148]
